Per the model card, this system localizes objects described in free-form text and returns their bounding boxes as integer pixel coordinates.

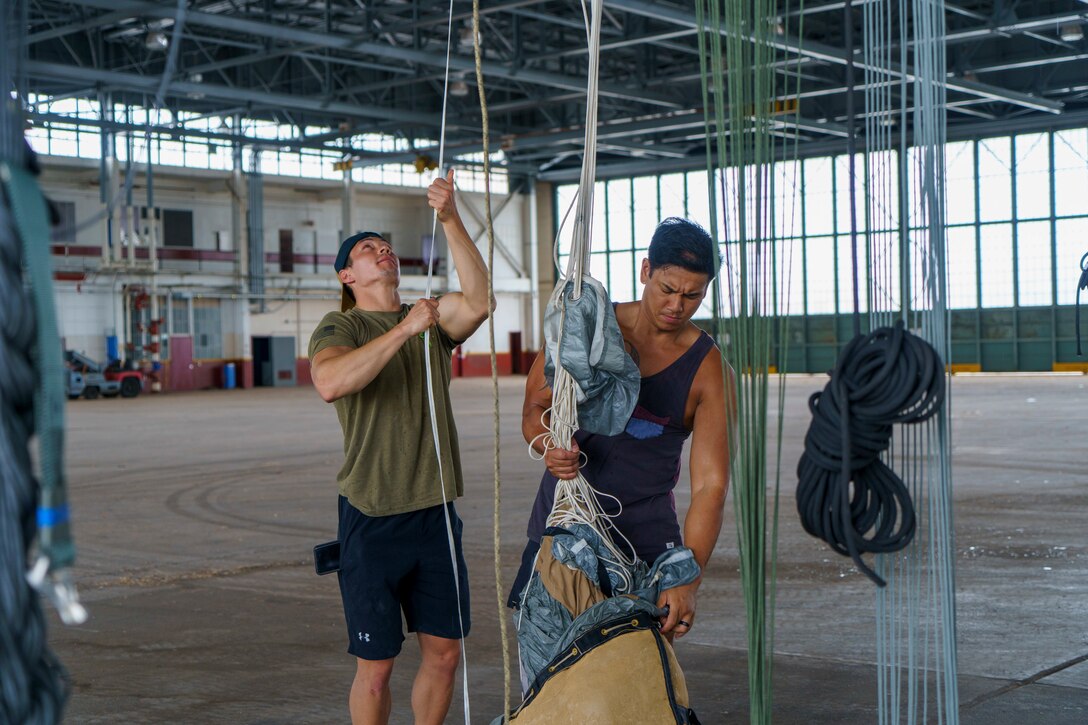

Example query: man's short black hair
[647,217,722,281]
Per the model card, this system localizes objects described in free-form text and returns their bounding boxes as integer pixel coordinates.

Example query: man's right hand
[399,298,440,336]
[544,441,581,480]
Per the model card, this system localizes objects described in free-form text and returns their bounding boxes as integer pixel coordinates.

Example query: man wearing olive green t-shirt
[309,170,490,725]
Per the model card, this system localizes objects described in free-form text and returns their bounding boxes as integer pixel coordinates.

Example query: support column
[527,178,542,352]
[247,150,266,313]
[341,156,354,238]
[231,130,247,289]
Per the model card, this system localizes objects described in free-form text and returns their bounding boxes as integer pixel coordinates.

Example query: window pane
[1053,129,1088,218]
[193,301,222,359]
[589,181,606,254]
[774,160,803,239]
[867,229,899,312]
[865,149,898,233]
[945,141,975,226]
[835,153,866,233]
[685,171,712,230]
[589,250,608,285]
[171,296,190,335]
[837,234,869,313]
[1016,221,1052,306]
[977,138,1012,222]
[555,183,578,268]
[659,173,686,220]
[632,176,658,251]
[806,236,835,314]
[718,167,740,244]
[979,223,1013,308]
[1055,218,1088,305]
[947,226,977,309]
[605,179,633,253]
[608,251,635,304]
[777,238,803,315]
[1014,134,1050,220]
[804,158,834,235]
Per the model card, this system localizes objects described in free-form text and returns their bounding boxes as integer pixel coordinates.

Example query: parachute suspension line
[697,0,804,720]
[469,1,513,718]
[529,0,639,595]
[858,0,958,721]
[422,1,470,722]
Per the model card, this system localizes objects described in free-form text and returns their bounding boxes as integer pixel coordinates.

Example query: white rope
[530,0,640,595]
[421,1,469,722]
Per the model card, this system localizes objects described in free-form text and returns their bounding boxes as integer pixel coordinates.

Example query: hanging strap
[419,2,471,722]
[1076,251,1088,357]
[1,161,86,625]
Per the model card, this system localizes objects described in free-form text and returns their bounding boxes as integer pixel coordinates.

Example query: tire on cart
[120,377,141,398]
[82,386,100,400]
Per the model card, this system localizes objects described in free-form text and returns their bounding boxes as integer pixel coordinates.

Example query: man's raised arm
[429,169,492,342]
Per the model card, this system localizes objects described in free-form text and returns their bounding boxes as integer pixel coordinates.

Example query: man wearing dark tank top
[513,217,734,643]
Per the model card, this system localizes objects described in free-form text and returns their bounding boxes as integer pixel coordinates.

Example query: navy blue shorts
[337,497,470,660]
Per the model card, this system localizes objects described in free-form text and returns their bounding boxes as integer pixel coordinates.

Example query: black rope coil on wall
[0,167,67,723]
[796,320,946,587]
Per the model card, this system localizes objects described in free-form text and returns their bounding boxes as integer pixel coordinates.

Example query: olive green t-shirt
[308,304,464,516]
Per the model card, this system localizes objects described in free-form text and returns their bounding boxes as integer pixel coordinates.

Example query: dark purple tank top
[526,330,716,564]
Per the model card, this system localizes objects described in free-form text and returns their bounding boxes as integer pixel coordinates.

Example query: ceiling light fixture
[144,30,168,52]
[1059,23,1084,42]
[449,80,470,97]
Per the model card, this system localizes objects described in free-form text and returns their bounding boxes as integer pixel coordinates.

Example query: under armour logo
[358,632,370,642]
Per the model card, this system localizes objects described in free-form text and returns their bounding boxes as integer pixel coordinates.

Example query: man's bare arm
[311,300,439,402]
[430,170,492,341]
[522,350,581,479]
[658,353,734,636]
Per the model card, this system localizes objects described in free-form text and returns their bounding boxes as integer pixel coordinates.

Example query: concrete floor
[46,374,1088,724]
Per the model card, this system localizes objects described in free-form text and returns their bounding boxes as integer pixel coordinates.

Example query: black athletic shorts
[337,496,470,660]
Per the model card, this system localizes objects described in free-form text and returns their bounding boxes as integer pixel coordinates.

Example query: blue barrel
[106,335,119,364]
[223,362,237,389]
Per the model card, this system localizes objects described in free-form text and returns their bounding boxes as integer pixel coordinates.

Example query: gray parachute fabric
[542,275,640,436]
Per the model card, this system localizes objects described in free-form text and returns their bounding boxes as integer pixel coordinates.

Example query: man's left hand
[428,169,458,223]
[657,581,699,638]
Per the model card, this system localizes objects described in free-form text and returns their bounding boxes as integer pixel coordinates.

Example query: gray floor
[46,374,1088,723]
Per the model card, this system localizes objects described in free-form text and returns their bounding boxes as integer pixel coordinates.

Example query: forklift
[65,350,143,400]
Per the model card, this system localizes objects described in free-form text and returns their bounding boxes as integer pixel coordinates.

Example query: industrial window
[1014,134,1050,220]
[50,200,76,243]
[171,295,191,335]
[192,301,222,359]
[1016,221,1052,307]
[1052,129,1088,219]
[979,223,1014,308]
[945,142,976,227]
[946,226,977,309]
[162,209,194,247]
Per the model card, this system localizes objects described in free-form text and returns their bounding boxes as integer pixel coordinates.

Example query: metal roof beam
[50,0,681,109]
[25,60,448,128]
[607,0,1064,114]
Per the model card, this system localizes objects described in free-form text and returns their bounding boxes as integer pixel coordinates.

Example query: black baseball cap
[335,231,387,312]
[334,231,387,272]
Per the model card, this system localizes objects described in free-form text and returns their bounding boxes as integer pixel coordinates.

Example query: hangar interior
[1,1,1087,724]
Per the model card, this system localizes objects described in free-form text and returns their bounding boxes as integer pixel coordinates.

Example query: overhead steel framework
[22,0,1088,180]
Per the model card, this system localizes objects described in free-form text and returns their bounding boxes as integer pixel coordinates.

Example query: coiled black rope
[1076,251,1088,357]
[796,320,945,586]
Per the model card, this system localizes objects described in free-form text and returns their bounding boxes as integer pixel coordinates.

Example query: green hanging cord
[1,161,86,625]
